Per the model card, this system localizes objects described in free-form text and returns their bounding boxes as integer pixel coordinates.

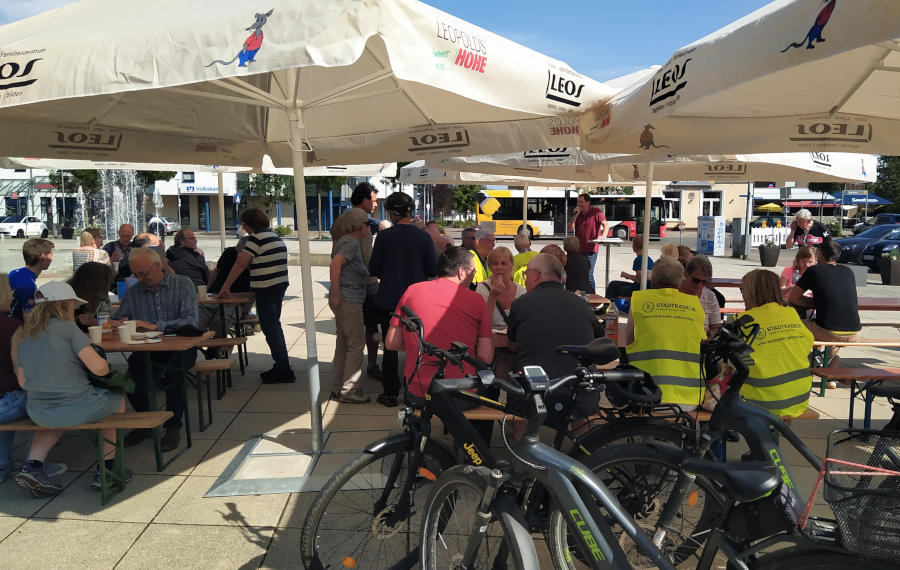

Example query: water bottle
[605,302,619,344]
[97,310,110,331]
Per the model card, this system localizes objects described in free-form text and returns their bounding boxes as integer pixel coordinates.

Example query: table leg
[217,304,226,339]
[848,379,860,429]
[181,350,193,449]
[863,380,880,431]
[146,352,164,471]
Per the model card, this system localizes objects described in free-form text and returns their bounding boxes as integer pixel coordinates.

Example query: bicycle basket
[824,429,900,561]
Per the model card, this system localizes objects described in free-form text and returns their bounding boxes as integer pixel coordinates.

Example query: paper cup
[118,326,133,343]
[197,285,207,299]
[89,326,102,344]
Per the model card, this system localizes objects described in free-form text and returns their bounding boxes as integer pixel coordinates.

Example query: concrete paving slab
[193,439,252,477]
[187,388,257,413]
[276,492,319,529]
[0,471,81,518]
[187,411,240,440]
[234,454,313,480]
[322,412,400,431]
[34,473,184,523]
[155,475,289,527]
[126,437,216,476]
[259,527,302,569]
[0,515,25,541]
[221,412,315,441]
[117,523,273,570]
[0,518,145,569]
[244,389,313,413]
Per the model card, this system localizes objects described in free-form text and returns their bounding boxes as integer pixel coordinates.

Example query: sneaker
[262,370,296,384]
[340,390,371,404]
[367,365,383,380]
[330,391,341,400]
[90,467,135,490]
[376,393,398,407]
[15,463,64,497]
[29,462,67,479]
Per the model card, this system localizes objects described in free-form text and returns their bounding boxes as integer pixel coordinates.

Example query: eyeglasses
[133,262,159,279]
[691,276,709,285]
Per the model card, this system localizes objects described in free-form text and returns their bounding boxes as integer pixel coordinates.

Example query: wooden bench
[188,359,235,430]
[0,411,173,504]
[200,336,247,379]
[811,367,900,430]
[811,340,900,395]
[689,407,820,425]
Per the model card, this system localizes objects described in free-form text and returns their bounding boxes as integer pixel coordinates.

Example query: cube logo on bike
[569,508,608,562]
[769,448,795,490]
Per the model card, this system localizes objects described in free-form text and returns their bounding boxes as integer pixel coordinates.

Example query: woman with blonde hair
[13,282,126,497]
[476,247,526,329]
[660,243,678,259]
[72,229,111,271]
[738,269,814,417]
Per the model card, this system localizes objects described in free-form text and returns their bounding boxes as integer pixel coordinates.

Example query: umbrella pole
[640,162,654,290]
[217,172,226,253]
[522,184,529,235]
[742,183,754,259]
[289,113,324,453]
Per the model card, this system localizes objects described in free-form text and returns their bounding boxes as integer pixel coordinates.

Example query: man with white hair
[786,209,829,249]
[469,228,495,285]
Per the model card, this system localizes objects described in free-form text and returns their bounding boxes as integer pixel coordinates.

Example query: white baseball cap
[34,282,88,305]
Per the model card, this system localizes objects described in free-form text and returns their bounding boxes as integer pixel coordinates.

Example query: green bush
[447,219,476,228]
[273,225,292,237]
[824,220,842,237]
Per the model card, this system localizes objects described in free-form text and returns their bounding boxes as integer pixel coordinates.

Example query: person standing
[785,209,830,249]
[102,223,135,264]
[566,193,609,292]
[330,182,382,380]
[9,238,54,321]
[328,209,372,404]
[218,208,294,383]
[369,192,437,407]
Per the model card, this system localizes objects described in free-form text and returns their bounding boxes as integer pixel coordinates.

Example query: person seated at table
[115,235,172,284]
[780,246,815,315]
[475,247,526,330]
[468,229,495,286]
[738,269,814,418]
[676,245,694,267]
[111,247,198,451]
[68,262,117,332]
[562,236,594,294]
[13,282,126,497]
[199,237,252,332]
[166,229,209,286]
[606,235,653,301]
[678,255,721,338]
[72,229,111,272]
[425,220,452,256]
[660,243,678,260]
[789,239,860,375]
[513,233,538,274]
[624,257,705,408]
[540,243,567,269]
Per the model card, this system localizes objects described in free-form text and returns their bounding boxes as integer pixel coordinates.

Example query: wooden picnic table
[199,292,254,338]
[857,297,900,311]
[710,277,742,287]
[101,334,204,470]
[811,367,900,430]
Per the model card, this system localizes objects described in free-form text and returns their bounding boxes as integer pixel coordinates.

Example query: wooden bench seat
[688,407,819,425]
[0,411,172,504]
[811,367,900,430]
[188,358,235,429]
[200,336,248,378]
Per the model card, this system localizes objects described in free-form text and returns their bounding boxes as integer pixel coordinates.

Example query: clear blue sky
[1,0,771,82]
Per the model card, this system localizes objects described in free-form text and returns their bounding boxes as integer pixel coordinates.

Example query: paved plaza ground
[0,230,897,568]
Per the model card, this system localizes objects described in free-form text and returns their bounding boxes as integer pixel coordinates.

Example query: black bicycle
[300,306,667,569]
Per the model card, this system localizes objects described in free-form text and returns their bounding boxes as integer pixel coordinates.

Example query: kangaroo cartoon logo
[207,9,274,68]
[781,0,836,52]
[639,125,669,150]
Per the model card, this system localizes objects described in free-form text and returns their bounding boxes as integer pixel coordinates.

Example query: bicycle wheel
[575,417,695,457]
[421,464,536,570]
[547,444,723,569]
[300,437,456,570]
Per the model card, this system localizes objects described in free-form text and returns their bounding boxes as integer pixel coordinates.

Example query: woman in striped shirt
[217,208,294,384]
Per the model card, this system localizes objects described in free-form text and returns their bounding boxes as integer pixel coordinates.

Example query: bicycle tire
[749,547,897,569]
[420,464,538,570]
[546,444,723,569]
[300,437,456,570]
[575,418,695,458]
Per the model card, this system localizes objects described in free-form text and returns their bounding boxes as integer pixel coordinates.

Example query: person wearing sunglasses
[678,255,721,338]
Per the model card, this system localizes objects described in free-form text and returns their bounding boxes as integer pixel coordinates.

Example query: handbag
[85,344,135,394]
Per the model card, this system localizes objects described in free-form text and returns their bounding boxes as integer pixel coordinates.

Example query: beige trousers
[332,301,365,396]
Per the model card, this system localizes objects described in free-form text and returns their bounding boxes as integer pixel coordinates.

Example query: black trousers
[127,348,197,428]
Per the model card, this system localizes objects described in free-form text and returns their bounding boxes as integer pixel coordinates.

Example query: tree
[432,185,455,218]
[868,155,900,206]
[585,186,634,195]
[452,185,482,218]
[48,169,175,193]
[236,173,294,203]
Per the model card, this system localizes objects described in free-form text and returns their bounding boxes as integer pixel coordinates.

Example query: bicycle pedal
[805,519,838,543]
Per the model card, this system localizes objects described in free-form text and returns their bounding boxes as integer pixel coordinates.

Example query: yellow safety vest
[513,251,539,274]
[512,266,527,287]
[627,288,706,405]
[470,250,491,284]
[737,302,814,418]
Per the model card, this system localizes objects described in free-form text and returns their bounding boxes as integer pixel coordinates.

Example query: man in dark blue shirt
[369,192,436,406]
[9,238,54,321]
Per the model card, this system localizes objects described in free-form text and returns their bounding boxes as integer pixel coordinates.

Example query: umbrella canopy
[260,155,396,177]
[0,0,616,452]
[581,0,900,155]
[832,190,893,206]
[755,202,784,213]
[399,160,578,187]
[434,149,877,185]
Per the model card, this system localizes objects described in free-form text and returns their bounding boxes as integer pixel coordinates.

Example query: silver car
[146,215,181,235]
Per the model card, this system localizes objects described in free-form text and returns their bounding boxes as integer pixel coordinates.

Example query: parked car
[852,212,900,235]
[836,224,900,265]
[0,215,48,238]
[861,226,900,271]
[145,215,180,235]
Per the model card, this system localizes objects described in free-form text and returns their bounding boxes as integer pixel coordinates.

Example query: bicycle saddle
[682,458,781,503]
[555,338,619,366]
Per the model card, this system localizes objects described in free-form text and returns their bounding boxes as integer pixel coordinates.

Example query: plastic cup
[197,285,207,299]
[88,326,102,344]
[118,325,133,343]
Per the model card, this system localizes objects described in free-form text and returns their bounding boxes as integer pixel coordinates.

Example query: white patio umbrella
[0,0,616,452]
[399,160,578,187]
[260,155,397,177]
[580,0,900,155]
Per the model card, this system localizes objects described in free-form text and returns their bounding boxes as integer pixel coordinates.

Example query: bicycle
[301,306,664,569]
[559,315,900,568]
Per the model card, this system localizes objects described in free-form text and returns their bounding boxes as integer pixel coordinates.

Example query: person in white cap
[13,281,128,498]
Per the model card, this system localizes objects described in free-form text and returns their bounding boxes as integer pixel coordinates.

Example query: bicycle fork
[461,468,505,569]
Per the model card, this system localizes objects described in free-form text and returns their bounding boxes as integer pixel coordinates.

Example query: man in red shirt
[567,193,608,292]
[385,246,493,403]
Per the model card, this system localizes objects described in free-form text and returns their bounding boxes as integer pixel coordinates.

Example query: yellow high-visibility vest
[513,251,539,274]
[738,302,814,418]
[627,288,706,405]
[470,250,491,284]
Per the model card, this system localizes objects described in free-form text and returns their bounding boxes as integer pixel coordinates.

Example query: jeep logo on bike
[50,128,123,152]
[790,121,872,145]
[462,442,483,465]
[408,129,471,153]
[546,71,585,107]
